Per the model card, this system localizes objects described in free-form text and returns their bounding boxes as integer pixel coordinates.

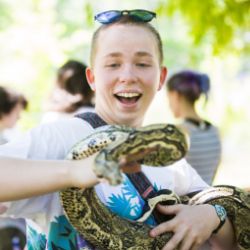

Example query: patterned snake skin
[60,124,250,250]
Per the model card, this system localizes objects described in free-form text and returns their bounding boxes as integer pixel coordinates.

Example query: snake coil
[60,124,250,249]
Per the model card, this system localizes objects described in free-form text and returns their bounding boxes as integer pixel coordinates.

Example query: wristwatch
[212,204,227,234]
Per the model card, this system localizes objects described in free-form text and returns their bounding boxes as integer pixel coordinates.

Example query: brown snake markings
[60,124,250,250]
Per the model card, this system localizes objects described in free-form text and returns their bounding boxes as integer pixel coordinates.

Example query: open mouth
[114,92,142,105]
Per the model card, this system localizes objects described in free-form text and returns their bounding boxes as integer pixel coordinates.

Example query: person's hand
[69,153,100,189]
[150,204,219,250]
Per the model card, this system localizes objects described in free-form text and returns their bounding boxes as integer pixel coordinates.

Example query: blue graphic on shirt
[154,182,161,192]
[26,225,46,250]
[106,176,160,225]
[26,178,162,249]
[107,179,143,219]
[47,215,78,249]
[27,215,93,250]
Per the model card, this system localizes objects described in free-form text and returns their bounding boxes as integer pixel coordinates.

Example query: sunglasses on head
[94,9,156,24]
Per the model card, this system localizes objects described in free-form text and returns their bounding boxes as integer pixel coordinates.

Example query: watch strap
[212,204,227,234]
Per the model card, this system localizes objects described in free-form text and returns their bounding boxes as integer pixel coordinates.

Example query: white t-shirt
[0,116,208,249]
[41,106,95,124]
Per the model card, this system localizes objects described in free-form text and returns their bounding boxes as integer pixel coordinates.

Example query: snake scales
[60,124,250,250]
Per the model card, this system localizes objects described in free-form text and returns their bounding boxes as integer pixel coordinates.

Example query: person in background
[0,86,28,144]
[41,60,95,123]
[0,86,28,249]
[166,70,222,185]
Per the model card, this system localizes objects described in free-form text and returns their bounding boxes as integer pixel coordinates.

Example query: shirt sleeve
[170,159,209,195]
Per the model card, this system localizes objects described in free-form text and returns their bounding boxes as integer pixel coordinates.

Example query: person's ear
[157,66,168,91]
[86,67,96,91]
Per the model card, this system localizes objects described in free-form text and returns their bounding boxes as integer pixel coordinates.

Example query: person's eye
[136,63,151,67]
[106,63,120,68]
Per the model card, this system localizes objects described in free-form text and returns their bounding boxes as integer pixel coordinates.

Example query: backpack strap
[76,112,107,128]
[76,112,165,224]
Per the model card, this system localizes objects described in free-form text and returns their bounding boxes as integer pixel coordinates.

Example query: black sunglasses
[94,9,156,24]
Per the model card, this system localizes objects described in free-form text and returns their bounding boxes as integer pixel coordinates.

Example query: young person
[41,60,94,124]
[166,71,222,185]
[0,10,235,250]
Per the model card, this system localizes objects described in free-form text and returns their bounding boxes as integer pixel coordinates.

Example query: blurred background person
[0,85,28,249]
[166,70,222,185]
[41,60,95,123]
[0,86,28,144]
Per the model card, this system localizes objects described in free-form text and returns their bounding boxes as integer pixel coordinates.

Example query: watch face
[214,204,227,221]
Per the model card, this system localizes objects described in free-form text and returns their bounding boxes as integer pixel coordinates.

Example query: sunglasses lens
[95,10,156,24]
[129,10,156,22]
[95,11,121,24]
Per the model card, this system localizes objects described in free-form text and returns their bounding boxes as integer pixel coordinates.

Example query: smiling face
[86,24,167,127]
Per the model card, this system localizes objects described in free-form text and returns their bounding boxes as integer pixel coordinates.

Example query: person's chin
[116,109,143,126]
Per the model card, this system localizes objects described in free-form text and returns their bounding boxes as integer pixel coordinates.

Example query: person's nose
[119,64,137,84]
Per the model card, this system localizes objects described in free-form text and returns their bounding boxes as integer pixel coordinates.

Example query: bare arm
[209,217,236,250]
[0,155,99,202]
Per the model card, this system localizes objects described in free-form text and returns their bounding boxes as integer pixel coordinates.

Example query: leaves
[156,0,250,54]
[0,1,13,30]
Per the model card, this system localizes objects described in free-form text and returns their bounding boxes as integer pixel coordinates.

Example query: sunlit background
[0,0,249,188]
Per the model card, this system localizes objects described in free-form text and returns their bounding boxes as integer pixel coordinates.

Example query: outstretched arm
[150,204,236,250]
[0,155,99,202]
[0,155,141,202]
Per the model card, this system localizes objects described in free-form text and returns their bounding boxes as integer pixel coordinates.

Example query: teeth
[116,93,140,98]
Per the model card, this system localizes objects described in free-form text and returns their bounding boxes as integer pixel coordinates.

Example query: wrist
[212,204,227,234]
[70,155,99,188]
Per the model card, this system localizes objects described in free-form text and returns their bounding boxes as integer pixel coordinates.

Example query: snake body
[60,124,250,250]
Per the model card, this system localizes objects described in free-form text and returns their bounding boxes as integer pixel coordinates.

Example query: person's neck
[95,109,143,128]
[178,105,201,122]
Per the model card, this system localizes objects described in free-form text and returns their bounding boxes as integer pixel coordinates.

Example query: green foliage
[84,2,95,27]
[0,1,13,30]
[156,0,250,54]
[54,0,94,38]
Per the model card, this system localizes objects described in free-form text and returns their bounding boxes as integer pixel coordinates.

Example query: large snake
[60,124,250,250]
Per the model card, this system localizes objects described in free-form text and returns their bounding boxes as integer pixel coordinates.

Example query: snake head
[93,159,123,186]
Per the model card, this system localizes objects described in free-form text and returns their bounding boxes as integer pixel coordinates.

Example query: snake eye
[88,139,97,148]
[166,125,174,133]
[109,134,116,141]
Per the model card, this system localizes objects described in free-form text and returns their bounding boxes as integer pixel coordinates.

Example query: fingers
[162,227,187,250]
[150,205,183,237]
[150,219,175,237]
[160,227,203,250]
[149,204,209,250]
[156,204,183,214]
[179,236,194,250]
